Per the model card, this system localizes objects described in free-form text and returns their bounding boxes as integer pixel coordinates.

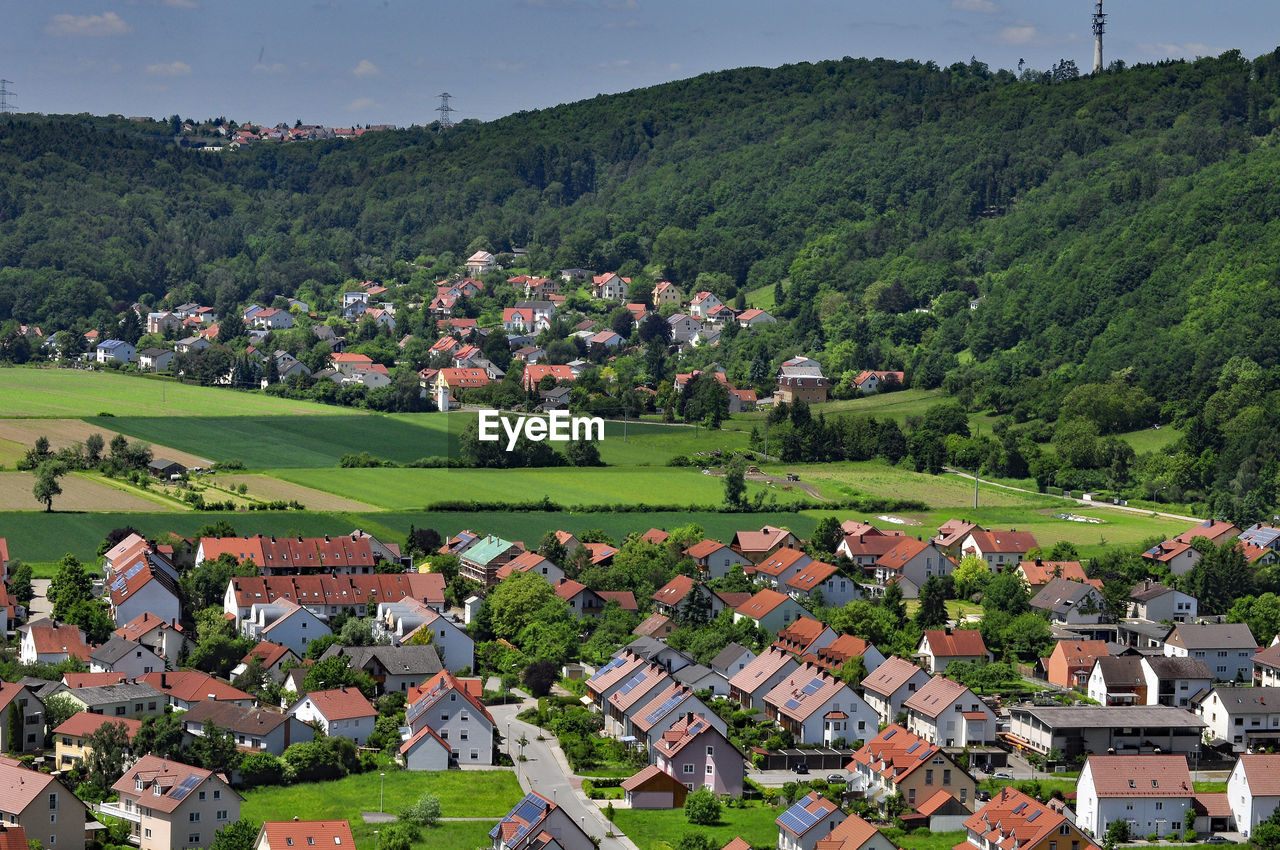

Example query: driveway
[28,579,51,622]
[490,700,638,850]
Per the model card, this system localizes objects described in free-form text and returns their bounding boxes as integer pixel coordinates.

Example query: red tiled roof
[54,711,143,739]
[903,675,972,719]
[653,575,696,605]
[961,788,1081,850]
[641,528,669,545]
[965,530,1039,555]
[114,611,183,642]
[114,755,234,814]
[634,613,672,637]
[200,534,379,571]
[138,671,253,704]
[1236,754,1280,797]
[754,547,808,577]
[1019,560,1089,586]
[0,825,28,850]
[685,539,728,559]
[63,672,127,689]
[861,656,926,697]
[227,574,445,610]
[786,559,838,592]
[242,641,294,669]
[298,686,376,721]
[598,590,637,610]
[774,616,830,655]
[815,814,880,850]
[1083,754,1193,797]
[922,628,988,658]
[26,622,92,660]
[735,588,790,619]
[1174,520,1239,544]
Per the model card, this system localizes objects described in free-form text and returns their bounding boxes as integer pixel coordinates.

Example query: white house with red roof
[851,370,905,394]
[1176,519,1241,547]
[0,758,90,850]
[404,670,494,766]
[495,551,564,585]
[224,573,445,625]
[114,611,188,663]
[684,539,751,580]
[754,547,814,590]
[764,663,876,745]
[139,670,254,711]
[904,675,997,746]
[521,363,575,391]
[255,820,354,850]
[808,814,896,850]
[605,662,671,737]
[374,598,473,668]
[1229,754,1280,837]
[776,792,846,850]
[810,635,886,677]
[837,530,908,572]
[1141,539,1201,575]
[1076,754,1195,839]
[466,250,495,276]
[197,532,387,575]
[731,525,799,564]
[958,788,1096,850]
[592,272,630,301]
[848,725,978,811]
[736,308,776,328]
[687,291,724,318]
[586,651,651,709]
[773,617,838,659]
[960,530,1040,571]
[107,754,241,850]
[861,656,931,726]
[288,686,376,744]
[786,559,860,606]
[19,622,92,665]
[728,646,801,711]
[108,554,181,628]
[490,791,594,850]
[231,641,301,685]
[734,588,812,634]
[874,538,954,598]
[917,629,991,674]
[628,682,727,746]
[652,575,723,620]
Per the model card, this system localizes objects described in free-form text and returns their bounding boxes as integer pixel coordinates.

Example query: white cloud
[46,11,131,36]
[951,0,997,11]
[352,59,380,77]
[253,61,287,74]
[347,97,375,111]
[163,0,199,8]
[146,60,191,76]
[1141,42,1218,57]
[999,24,1036,44]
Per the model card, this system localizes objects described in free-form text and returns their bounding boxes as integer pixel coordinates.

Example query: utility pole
[1092,1,1106,74]
[436,92,455,130]
[0,80,15,114]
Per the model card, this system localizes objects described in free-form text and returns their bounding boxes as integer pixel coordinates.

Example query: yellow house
[54,711,143,770]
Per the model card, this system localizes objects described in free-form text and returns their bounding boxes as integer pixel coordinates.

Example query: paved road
[28,579,51,622]
[942,468,1203,523]
[490,700,638,850]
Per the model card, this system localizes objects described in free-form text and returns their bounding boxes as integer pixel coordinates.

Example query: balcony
[98,801,142,824]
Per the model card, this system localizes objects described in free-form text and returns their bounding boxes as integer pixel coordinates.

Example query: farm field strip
[208,473,381,511]
[0,418,214,467]
[0,471,179,512]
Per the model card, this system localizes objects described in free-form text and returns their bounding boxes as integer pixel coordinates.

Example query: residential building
[1175,520,1242,547]
[1192,686,1280,752]
[874,538,954,598]
[1017,559,1093,592]
[19,622,92,665]
[786,559,860,606]
[651,713,744,797]
[180,701,313,756]
[254,821,354,850]
[1076,754,1196,839]
[1141,656,1213,708]
[1030,579,1109,625]
[776,792,846,850]
[810,635,886,678]
[114,612,189,664]
[621,765,689,809]
[66,681,167,719]
[96,339,137,364]
[138,671,254,712]
[107,754,241,850]
[728,646,801,712]
[90,637,165,679]
[592,273,630,301]
[196,533,390,575]
[1228,754,1280,838]
[457,535,523,586]
[1128,581,1198,623]
[731,525,799,564]
[805,814,896,850]
[629,684,727,746]
[651,575,722,621]
[1087,655,1147,706]
[773,617,837,659]
[652,280,682,307]
[851,371,905,394]
[847,725,977,811]
[903,675,997,746]
[961,530,1039,571]
[1141,540,1202,576]
[917,628,991,674]
[288,687,376,745]
[1044,640,1110,690]
[684,539,751,580]
[317,644,443,695]
[958,788,1096,850]
[489,791,594,850]
[231,641,300,685]
[763,663,877,745]
[775,356,828,404]
[1164,623,1259,682]
[1254,642,1280,687]
[54,711,143,770]
[733,589,812,633]
[861,656,931,726]
[223,573,445,627]
[687,291,724,318]
[0,682,45,753]
[1007,705,1206,761]
[494,551,564,585]
[605,663,671,738]
[709,643,756,680]
[0,759,89,850]
[403,671,495,766]
[240,599,332,656]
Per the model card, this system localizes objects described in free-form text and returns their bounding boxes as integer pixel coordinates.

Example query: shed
[147,458,187,479]
[621,764,688,809]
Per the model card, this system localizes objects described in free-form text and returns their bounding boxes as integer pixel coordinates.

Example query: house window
[189,835,201,845]
[218,810,228,821]
[707,746,714,756]
[199,792,206,801]
[706,765,714,774]
[145,830,152,839]
[684,764,695,774]
[926,769,934,785]
[190,813,201,822]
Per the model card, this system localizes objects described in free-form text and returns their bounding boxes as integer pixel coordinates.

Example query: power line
[0,80,16,114]
[435,92,455,130]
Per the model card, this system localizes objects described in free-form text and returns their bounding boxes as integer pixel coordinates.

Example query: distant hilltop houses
[110,115,401,150]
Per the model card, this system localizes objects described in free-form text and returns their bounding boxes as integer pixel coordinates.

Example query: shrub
[684,788,721,825]
[400,791,441,827]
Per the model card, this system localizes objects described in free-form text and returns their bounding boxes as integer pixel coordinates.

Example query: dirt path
[942,467,1203,523]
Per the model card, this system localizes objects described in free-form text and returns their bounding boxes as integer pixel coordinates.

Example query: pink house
[651,713,744,797]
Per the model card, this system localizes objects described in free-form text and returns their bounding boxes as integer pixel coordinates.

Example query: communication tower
[1092,1,1106,74]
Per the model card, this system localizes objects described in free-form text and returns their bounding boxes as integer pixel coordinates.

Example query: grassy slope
[0,368,360,418]
[611,803,782,850]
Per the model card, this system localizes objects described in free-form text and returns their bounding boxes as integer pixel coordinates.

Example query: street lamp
[373,830,378,850]
[379,772,385,813]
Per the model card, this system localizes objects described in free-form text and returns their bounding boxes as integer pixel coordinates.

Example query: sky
[4,1,1280,128]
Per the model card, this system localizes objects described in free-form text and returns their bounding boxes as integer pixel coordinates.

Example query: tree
[522,660,560,697]
[882,582,907,629]
[400,790,441,826]
[723,455,747,509]
[84,720,133,791]
[684,788,721,825]
[983,571,1030,616]
[953,554,992,598]
[239,752,286,788]
[566,437,603,467]
[915,576,949,630]
[210,819,259,850]
[301,656,376,697]
[188,721,242,776]
[809,516,843,557]
[41,694,80,747]
[49,554,93,621]
[134,712,184,760]
[485,572,560,640]
[32,461,66,512]
[84,432,105,464]
[7,560,34,607]
[1227,593,1280,646]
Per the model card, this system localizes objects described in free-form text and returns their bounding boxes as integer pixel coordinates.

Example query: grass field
[210,474,380,511]
[890,829,968,850]
[743,283,777,311]
[0,417,214,467]
[1117,425,1183,455]
[807,389,948,420]
[272,466,813,511]
[780,461,1054,510]
[611,801,783,850]
[0,367,361,418]
[0,471,177,512]
[0,508,821,564]
[239,769,521,850]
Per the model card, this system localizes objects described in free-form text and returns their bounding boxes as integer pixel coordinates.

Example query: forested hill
[4,52,1280,423]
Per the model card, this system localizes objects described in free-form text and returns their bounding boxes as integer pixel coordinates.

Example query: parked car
[977,790,992,802]
[1206,837,1233,844]
[793,763,809,774]
[826,773,845,783]
[992,770,1014,780]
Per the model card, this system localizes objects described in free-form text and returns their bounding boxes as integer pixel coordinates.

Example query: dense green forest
[3,50,1280,522]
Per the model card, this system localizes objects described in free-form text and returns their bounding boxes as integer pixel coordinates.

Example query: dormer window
[153,784,162,796]
[136,778,144,791]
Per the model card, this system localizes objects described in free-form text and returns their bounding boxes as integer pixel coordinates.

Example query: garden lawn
[239,770,520,850]
[0,368,358,418]
[888,829,968,850]
[272,466,814,511]
[611,802,784,850]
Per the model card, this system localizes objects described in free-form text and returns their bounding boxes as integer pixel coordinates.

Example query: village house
[961,529,1039,571]
[729,646,801,712]
[466,250,495,276]
[90,637,165,679]
[1018,559,1093,593]
[1192,686,1280,752]
[403,670,495,767]
[847,725,978,811]
[1043,640,1111,690]
[775,356,828,404]
[54,711,143,769]
[1076,754,1196,839]
[254,821,355,850]
[0,759,90,850]
[736,307,776,328]
[650,712,744,797]
[1030,578,1109,625]
[874,538,954,598]
[786,559,860,606]
[1228,754,1280,838]
[1141,540,1202,576]
[106,754,241,850]
[489,791,595,850]
[231,641,300,685]
[373,600,473,669]
[138,347,175,372]
[710,643,756,680]
[652,280,682,306]
[223,573,443,626]
[108,556,182,628]
[1141,656,1213,708]
[241,598,332,656]
[776,792,846,850]
[763,663,877,745]
[731,525,799,564]
[19,622,92,666]
[773,616,838,659]
[687,290,724,317]
[861,656,932,726]
[621,764,689,810]
[629,683,727,746]
[651,575,722,620]
[958,787,1097,850]
[809,634,886,678]
[96,338,136,364]
[66,681,167,719]
[288,687,376,744]
[196,532,390,575]
[592,272,630,301]
[0,682,45,753]
[753,547,814,590]
[1254,642,1280,687]
[139,671,254,712]
[917,628,991,674]
[317,644,443,695]
[457,535,523,586]
[1129,580,1198,622]
[1087,655,1148,706]
[586,652,652,710]
[1164,623,1259,682]
[604,662,671,738]
[805,814,895,850]
[180,701,314,757]
[520,363,575,392]
[837,530,907,571]
[851,370,905,394]
[684,539,752,580]
[733,588,812,633]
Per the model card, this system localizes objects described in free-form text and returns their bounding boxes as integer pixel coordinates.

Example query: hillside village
[4,506,1280,850]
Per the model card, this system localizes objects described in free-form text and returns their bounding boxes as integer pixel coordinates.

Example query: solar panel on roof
[644,692,686,725]
[405,700,427,724]
[906,741,921,754]
[617,672,649,696]
[802,680,824,695]
[883,729,896,739]
[784,698,801,710]
[169,774,202,801]
[1027,810,1042,822]
[1013,802,1028,813]
[123,561,147,581]
[513,794,546,824]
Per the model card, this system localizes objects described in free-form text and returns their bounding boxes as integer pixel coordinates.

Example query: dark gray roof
[621,636,674,662]
[1029,578,1099,613]
[1130,581,1177,602]
[318,644,443,677]
[672,663,718,687]
[1011,705,1206,729]
[1167,623,1259,650]
[1093,655,1145,686]
[90,636,151,666]
[1193,687,1280,714]
[709,642,754,676]
[1143,656,1214,680]
[181,699,290,736]
[71,682,166,707]
[18,677,66,700]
